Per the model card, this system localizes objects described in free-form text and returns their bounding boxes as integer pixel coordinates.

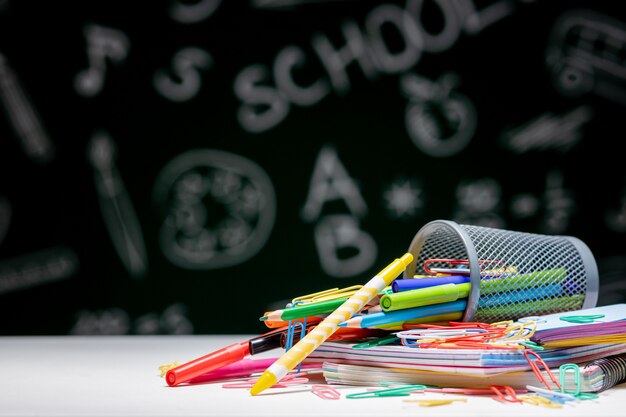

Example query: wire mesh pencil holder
[403,220,599,323]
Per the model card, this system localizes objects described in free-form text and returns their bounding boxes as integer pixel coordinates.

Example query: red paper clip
[489,385,522,403]
[523,349,561,391]
[423,258,507,275]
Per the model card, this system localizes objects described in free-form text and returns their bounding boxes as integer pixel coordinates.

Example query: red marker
[165,323,316,386]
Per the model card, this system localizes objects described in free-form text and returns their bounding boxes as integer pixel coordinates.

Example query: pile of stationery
[160,252,626,406]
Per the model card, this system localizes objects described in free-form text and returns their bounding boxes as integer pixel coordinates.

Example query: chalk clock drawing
[401,72,477,158]
[153,149,276,270]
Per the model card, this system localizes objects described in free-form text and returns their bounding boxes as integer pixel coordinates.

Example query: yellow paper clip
[520,395,563,408]
[292,285,363,305]
[404,398,467,407]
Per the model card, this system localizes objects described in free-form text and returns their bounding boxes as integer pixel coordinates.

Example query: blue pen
[338,300,468,329]
[392,275,471,293]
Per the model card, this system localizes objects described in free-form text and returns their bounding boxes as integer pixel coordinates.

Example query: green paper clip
[559,314,605,324]
[346,384,426,399]
[521,341,544,351]
[559,363,599,400]
[353,335,399,349]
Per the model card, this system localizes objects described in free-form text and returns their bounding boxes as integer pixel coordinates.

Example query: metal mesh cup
[403,220,599,323]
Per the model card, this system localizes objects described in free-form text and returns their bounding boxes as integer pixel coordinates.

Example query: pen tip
[259,316,268,321]
[250,370,277,396]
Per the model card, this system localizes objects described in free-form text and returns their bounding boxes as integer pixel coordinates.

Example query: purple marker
[392,275,471,293]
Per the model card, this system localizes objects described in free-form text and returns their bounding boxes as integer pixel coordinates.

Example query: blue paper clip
[285,318,308,373]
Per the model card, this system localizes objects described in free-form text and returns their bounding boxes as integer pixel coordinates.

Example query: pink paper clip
[312,385,341,400]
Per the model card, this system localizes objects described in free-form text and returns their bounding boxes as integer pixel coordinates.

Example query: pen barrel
[165,342,248,386]
[392,275,470,292]
[278,298,346,321]
[360,299,468,328]
[380,283,470,311]
[264,253,414,381]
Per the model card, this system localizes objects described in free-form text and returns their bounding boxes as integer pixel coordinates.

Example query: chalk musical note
[74,24,130,97]
[87,130,148,279]
[153,47,212,102]
[0,52,55,163]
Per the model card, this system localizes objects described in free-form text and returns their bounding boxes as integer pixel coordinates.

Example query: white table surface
[1,335,625,417]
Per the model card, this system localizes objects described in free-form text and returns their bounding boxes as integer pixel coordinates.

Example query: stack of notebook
[303,304,626,391]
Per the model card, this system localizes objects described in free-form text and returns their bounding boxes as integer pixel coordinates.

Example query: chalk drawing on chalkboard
[453,178,505,229]
[0,246,79,295]
[401,72,477,158]
[301,145,367,223]
[383,177,424,219]
[170,0,221,23]
[541,170,575,234]
[509,170,575,234]
[314,214,377,278]
[70,303,193,335]
[153,47,212,102]
[605,183,626,233]
[546,8,626,106]
[74,23,130,97]
[88,130,148,279]
[251,0,356,9]
[153,149,276,270]
[0,52,55,163]
[500,105,593,154]
[0,196,10,246]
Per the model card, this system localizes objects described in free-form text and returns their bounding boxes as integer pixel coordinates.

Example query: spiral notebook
[321,352,626,392]
[305,341,626,375]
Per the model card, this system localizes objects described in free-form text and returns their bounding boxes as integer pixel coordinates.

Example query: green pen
[380,283,471,312]
[260,298,347,322]
[353,334,399,349]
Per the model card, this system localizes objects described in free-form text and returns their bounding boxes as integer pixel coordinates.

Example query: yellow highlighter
[249,253,414,396]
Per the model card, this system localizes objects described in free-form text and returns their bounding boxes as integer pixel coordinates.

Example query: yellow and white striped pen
[249,253,414,395]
